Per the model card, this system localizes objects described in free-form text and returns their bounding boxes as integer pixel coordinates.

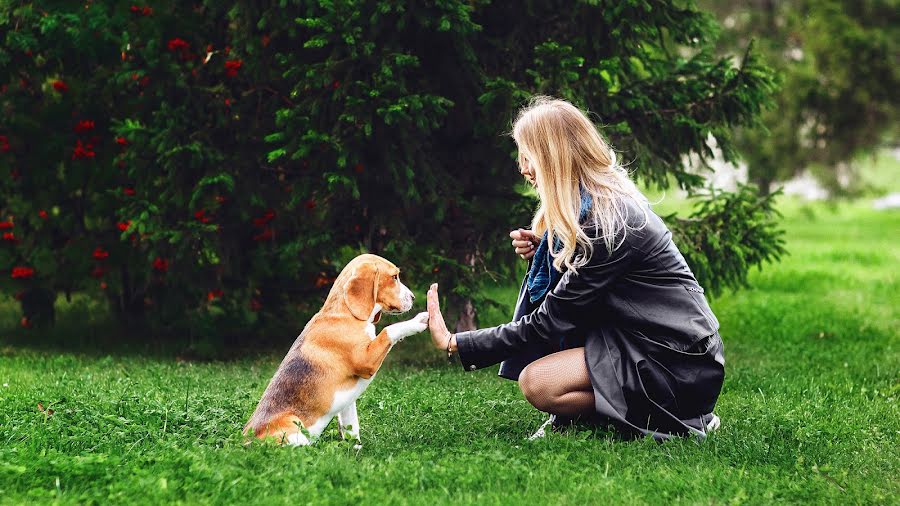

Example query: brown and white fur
[243,254,428,447]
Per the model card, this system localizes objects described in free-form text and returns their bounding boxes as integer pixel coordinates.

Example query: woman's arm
[425,228,541,353]
[427,241,636,371]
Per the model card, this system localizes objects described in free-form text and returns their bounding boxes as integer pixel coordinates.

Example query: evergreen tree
[267,0,783,329]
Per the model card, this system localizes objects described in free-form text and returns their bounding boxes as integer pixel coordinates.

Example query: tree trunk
[111,263,146,326]
[19,287,56,328]
[756,177,773,196]
[454,297,477,332]
[452,250,478,332]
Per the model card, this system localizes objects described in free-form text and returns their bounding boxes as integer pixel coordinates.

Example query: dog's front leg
[338,400,362,449]
[352,312,429,378]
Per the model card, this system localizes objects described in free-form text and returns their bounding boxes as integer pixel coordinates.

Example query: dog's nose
[410,292,416,300]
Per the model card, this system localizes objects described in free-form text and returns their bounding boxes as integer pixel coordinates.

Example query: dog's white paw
[386,312,429,344]
[405,312,429,335]
[411,311,429,327]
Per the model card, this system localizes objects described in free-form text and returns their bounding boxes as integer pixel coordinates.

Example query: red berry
[11,266,35,279]
[167,38,189,52]
[152,257,169,273]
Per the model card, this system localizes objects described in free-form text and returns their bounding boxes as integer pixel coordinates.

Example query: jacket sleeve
[455,241,636,371]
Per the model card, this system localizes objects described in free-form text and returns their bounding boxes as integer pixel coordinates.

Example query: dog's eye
[392,274,399,281]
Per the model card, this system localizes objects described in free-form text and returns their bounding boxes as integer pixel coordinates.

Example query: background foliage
[702,0,899,195]
[0,0,783,341]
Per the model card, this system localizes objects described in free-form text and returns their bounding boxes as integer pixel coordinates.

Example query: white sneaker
[527,415,556,441]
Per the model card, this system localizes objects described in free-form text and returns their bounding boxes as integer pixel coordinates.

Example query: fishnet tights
[518,347,595,416]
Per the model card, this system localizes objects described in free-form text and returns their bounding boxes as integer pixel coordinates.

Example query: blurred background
[0,0,896,357]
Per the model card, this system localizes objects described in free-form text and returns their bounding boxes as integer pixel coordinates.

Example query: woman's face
[519,154,537,188]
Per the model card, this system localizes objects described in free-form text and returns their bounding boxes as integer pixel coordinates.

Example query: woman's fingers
[512,239,534,249]
[510,228,537,261]
[514,243,534,254]
[513,228,539,243]
[511,230,539,243]
[513,238,537,259]
[427,284,443,323]
[427,283,439,313]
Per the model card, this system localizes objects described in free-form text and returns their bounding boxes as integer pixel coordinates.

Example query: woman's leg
[518,347,595,417]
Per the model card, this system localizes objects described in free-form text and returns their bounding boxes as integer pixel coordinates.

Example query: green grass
[1,194,898,504]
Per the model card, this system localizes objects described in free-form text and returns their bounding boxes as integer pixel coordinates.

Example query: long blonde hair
[512,96,648,274]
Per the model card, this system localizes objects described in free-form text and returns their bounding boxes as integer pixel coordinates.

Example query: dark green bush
[0,1,782,340]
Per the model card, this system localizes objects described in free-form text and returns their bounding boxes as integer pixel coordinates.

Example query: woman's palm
[426,283,451,348]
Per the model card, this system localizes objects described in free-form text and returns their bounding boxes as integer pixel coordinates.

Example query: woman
[426,97,725,441]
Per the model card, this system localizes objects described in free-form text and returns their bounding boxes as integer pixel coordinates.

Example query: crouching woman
[425,97,725,440]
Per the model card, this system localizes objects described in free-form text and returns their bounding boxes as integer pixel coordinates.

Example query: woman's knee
[518,364,553,412]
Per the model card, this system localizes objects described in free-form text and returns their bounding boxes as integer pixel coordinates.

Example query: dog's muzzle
[394,287,415,313]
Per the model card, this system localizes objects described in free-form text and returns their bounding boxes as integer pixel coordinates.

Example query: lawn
[1,194,898,504]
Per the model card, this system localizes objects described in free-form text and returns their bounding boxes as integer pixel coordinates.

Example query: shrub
[0,1,782,339]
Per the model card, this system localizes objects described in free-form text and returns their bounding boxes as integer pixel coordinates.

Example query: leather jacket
[455,197,721,373]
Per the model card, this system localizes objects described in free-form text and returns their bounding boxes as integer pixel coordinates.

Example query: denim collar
[526,187,593,303]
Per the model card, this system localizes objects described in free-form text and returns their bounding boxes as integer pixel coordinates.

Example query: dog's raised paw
[386,316,428,343]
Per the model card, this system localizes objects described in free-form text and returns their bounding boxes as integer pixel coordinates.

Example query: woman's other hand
[510,228,540,260]
[426,283,456,353]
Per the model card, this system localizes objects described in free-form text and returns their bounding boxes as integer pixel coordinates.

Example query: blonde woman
[426,97,724,440]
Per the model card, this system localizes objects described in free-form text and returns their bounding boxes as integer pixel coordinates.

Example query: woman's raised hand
[510,228,540,260]
[426,283,454,352]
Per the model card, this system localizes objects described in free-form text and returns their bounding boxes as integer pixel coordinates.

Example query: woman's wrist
[447,332,457,354]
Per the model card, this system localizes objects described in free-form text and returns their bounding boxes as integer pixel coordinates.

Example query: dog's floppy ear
[343,261,380,320]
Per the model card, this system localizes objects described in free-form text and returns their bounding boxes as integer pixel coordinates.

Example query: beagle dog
[244,254,428,447]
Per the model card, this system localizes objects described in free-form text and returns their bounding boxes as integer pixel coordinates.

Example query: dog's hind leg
[338,400,362,449]
[253,414,313,446]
